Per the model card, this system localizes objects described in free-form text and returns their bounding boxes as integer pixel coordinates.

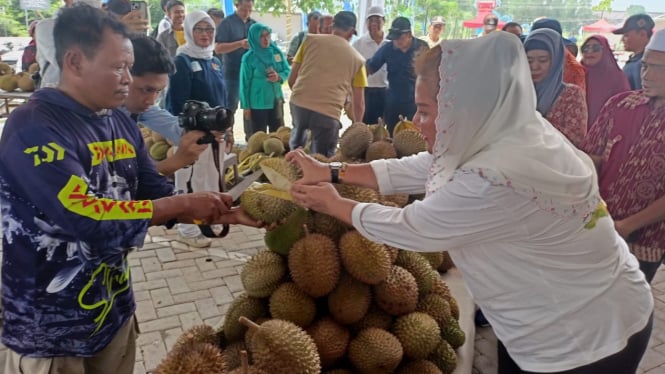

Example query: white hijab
[176,11,215,60]
[427,31,599,217]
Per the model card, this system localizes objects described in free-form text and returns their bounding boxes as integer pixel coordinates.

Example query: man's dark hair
[307,11,321,24]
[160,0,170,12]
[130,35,175,77]
[54,4,131,70]
[208,8,225,19]
[166,0,184,12]
[235,0,253,5]
[502,22,521,32]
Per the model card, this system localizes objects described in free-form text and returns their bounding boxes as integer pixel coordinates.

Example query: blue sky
[591,0,665,13]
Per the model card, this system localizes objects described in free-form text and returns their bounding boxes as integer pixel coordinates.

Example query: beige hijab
[427,32,598,217]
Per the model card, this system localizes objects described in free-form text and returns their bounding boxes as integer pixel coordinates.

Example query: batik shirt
[0,88,173,356]
[580,90,665,262]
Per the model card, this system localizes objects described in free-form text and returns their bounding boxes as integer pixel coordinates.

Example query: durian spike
[377,117,385,127]
[238,316,260,332]
[398,114,404,122]
[302,224,310,236]
[240,350,250,374]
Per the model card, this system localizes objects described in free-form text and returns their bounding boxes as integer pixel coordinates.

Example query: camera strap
[186,141,230,238]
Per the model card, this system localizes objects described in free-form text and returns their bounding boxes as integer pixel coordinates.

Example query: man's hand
[615,219,636,240]
[213,206,263,227]
[177,192,234,224]
[172,130,208,166]
[120,10,149,34]
[239,39,250,49]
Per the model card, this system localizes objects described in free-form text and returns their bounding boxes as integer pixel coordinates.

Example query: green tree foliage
[498,0,594,35]
[591,0,612,18]
[625,4,646,16]
[0,0,60,36]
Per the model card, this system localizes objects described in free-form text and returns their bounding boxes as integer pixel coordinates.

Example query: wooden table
[0,91,32,116]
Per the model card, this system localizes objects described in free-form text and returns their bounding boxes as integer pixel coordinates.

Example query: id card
[191,61,202,72]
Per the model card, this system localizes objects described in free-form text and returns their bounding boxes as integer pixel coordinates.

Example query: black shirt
[214,12,256,80]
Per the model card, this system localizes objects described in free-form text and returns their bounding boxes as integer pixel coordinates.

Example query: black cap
[387,17,411,40]
[613,14,655,35]
[333,11,357,34]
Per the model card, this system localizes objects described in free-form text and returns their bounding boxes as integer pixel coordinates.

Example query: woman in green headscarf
[240,23,291,136]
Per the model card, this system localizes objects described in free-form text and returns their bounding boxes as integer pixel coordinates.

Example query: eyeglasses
[193,27,215,34]
[581,44,602,53]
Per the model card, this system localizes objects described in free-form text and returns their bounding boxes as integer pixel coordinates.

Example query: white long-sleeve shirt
[352,152,653,372]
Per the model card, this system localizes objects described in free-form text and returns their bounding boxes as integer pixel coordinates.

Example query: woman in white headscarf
[287,32,653,373]
[166,10,229,248]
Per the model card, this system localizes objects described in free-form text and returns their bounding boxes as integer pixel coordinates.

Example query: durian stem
[302,224,310,236]
[238,316,260,332]
[240,350,249,374]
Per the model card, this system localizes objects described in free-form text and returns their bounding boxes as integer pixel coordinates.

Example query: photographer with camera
[123,35,212,177]
[166,10,231,248]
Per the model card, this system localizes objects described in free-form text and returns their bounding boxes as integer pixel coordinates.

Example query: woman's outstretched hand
[290,182,340,215]
[285,149,330,185]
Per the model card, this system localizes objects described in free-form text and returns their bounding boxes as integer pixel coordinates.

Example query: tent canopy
[463,1,505,29]
[582,19,617,33]
[463,11,506,29]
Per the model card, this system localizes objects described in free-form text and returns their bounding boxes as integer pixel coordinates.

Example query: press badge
[274,54,282,62]
[191,61,202,72]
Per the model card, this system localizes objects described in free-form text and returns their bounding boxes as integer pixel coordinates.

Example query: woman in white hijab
[166,10,229,248]
[288,32,653,373]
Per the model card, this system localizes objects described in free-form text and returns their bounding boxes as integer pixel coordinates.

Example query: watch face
[329,162,343,168]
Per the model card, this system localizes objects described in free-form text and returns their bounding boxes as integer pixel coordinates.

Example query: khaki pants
[4,316,139,374]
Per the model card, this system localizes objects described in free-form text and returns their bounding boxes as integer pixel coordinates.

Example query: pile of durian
[141,127,175,161]
[0,62,37,92]
[156,121,462,374]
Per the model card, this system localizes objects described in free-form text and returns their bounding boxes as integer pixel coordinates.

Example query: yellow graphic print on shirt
[78,260,131,336]
[57,175,153,220]
[88,139,137,166]
[24,142,65,166]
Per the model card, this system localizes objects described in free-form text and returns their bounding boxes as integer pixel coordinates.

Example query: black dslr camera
[178,100,234,144]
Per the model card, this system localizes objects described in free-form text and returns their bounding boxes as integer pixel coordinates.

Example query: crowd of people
[1,1,665,374]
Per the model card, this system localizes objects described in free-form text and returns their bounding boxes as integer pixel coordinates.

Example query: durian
[339,122,373,159]
[288,231,341,298]
[348,328,403,373]
[222,293,268,341]
[393,129,427,158]
[392,312,441,359]
[269,282,317,327]
[240,250,287,297]
[328,273,371,325]
[306,316,351,367]
[374,265,419,315]
[339,231,391,285]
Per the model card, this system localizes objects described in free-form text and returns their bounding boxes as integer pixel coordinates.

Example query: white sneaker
[176,234,212,248]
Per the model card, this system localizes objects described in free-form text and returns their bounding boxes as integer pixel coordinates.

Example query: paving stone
[179,311,204,330]
[188,278,226,292]
[140,315,182,333]
[210,286,234,306]
[164,327,183,352]
[155,247,177,263]
[172,289,211,304]
[134,290,150,302]
[135,300,157,323]
[195,256,217,272]
[130,266,146,283]
[224,274,244,293]
[157,302,197,318]
[150,287,175,308]
[139,337,167,372]
[140,256,163,273]
[162,258,196,270]
[195,297,221,320]
[145,268,183,281]
[133,361,147,374]
[133,278,167,292]
[166,276,191,295]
